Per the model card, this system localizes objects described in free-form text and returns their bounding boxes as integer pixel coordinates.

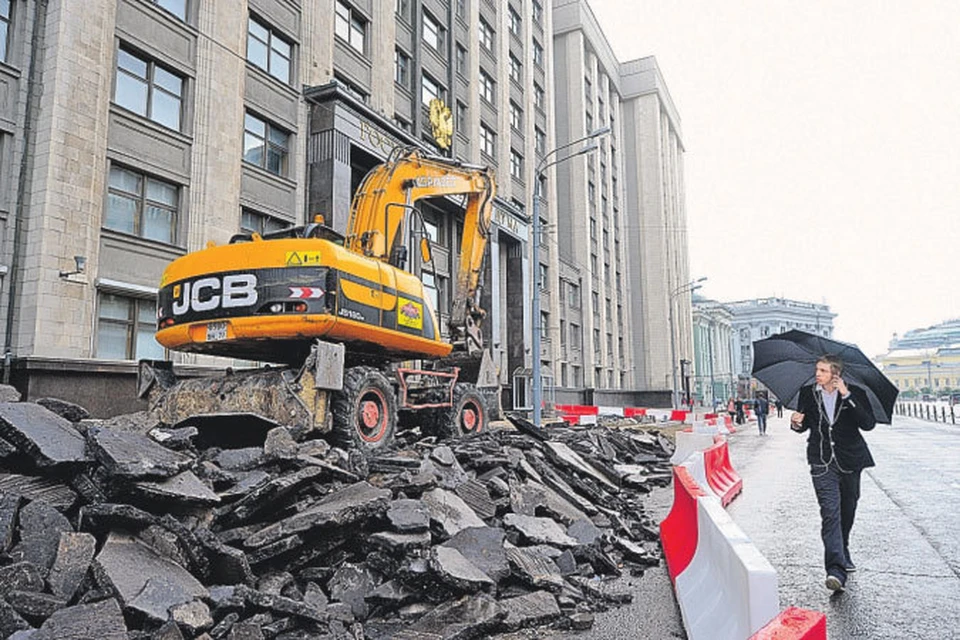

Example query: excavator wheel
[331,366,397,451]
[433,383,488,439]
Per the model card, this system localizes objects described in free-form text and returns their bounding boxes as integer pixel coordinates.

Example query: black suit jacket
[791,383,876,470]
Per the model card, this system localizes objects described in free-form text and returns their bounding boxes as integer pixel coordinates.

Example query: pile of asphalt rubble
[0,387,675,640]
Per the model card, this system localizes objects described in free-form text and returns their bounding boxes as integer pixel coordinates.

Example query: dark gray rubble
[0,399,674,639]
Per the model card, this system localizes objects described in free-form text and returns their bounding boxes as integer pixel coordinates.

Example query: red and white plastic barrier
[660,466,706,581]
[676,439,743,507]
[702,440,743,506]
[749,607,827,639]
[670,431,717,466]
[662,432,826,640]
[674,496,779,639]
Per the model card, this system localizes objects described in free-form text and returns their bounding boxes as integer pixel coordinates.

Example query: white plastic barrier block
[671,431,717,466]
[578,414,598,425]
[675,497,779,640]
[693,421,720,435]
[678,451,719,501]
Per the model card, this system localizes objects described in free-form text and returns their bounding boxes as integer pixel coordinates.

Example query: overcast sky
[586,0,960,357]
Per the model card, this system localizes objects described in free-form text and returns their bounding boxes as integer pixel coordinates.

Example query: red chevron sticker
[288,287,324,299]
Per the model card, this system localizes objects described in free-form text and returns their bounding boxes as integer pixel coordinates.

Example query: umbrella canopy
[751,329,899,424]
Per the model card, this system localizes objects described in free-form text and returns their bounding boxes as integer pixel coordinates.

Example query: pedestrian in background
[775,399,784,417]
[727,397,736,425]
[735,398,745,425]
[790,354,876,593]
[755,394,770,435]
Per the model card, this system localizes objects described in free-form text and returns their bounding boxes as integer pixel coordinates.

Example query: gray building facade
[0,0,687,415]
[550,0,689,403]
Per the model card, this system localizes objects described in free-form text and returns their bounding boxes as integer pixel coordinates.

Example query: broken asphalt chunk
[47,532,96,601]
[0,402,88,467]
[421,488,486,538]
[133,470,221,506]
[429,545,495,593]
[10,499,73,572]
[87,426,193,479]
[30,598,127,640]
[244,481,390,549]
[95,532,208,611]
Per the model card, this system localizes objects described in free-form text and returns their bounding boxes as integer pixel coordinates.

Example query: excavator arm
[346,147,496,354]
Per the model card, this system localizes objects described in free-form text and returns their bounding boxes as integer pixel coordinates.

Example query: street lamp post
[669,277,707,409]
[531,126,610,427]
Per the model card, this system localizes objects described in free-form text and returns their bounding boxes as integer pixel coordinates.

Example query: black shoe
[845,560,857,573]
[825,574,845,592]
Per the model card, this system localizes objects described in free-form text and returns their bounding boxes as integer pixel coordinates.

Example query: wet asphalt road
[727,413,960,639]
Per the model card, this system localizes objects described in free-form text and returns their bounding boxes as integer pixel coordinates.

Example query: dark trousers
[757,412,767,433]
[810,461,861,581]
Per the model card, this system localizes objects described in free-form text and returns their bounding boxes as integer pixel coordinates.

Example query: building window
[538,263,547,290]
[97,293,164,360]
[533,39,543,67]
[106,165,179,243]
[535,128,546,155]
[115,47,183,131]
[456,0,466,19]
[153,0,186,21]
[510,102,522,130]
[423,11,444,52]
[335,1,366,54]
[396,0,410,21]
[540,312,549,340]
[456,101,467,129]
[479,71,495,103]
[568,282,580,307]
[480,124,496,157]
[533,0,543,25]
[241,208,290,235]
[509,54,522,84]
[510,149,523,179]
[479,18,494,52]
[243,111,290,176]
[247,16,292,83]
[456,44,467,76]
[509,6,521,36]
[570,323,581,351]
[534,83,544,111]
[0,1,8,63]
[421,73,446,106]
[395,48,410,88]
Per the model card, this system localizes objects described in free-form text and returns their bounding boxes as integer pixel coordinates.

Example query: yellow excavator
[138,147,499,450]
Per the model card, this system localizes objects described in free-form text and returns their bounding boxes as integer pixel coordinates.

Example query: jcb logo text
[171,274,258,315]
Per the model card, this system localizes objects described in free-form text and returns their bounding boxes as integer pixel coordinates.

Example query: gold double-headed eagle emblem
[428,98,453,150]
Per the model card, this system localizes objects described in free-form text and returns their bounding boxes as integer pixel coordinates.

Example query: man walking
[755,394,769,435]
[790,354,876,592]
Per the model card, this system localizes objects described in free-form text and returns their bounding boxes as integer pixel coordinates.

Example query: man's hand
[835,376,850,397]
[790,411,805,431]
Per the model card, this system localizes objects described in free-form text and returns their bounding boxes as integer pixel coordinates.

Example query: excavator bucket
[138,340,345,440]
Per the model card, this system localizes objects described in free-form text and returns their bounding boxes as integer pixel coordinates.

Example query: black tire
[331,366,397,451]
[433,383,488,439]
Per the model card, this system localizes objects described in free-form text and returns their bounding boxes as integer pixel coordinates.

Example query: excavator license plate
[205,321,228,342]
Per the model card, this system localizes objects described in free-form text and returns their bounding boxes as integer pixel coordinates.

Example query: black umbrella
[751,329,899,424]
